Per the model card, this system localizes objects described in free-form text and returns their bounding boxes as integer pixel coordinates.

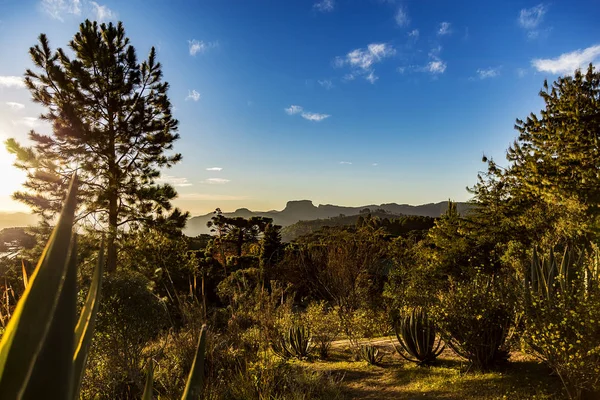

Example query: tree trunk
[106,193,118,273]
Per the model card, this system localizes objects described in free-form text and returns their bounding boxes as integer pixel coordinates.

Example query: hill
[0,212,38,230]
[184,200,470,237]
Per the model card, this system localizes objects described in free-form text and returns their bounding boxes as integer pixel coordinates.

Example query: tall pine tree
[6,20,188,272]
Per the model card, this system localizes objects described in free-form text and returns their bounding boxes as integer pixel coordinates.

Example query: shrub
[82,270,169,399]
[522,246,600,399]
[394,307,444,365]
[433,274,515,371]
[302,301,340,359]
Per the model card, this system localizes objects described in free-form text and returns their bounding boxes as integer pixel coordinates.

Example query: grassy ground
[293,337,567,400]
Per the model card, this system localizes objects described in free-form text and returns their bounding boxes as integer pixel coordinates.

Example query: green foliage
[207,208,273,258]
[272,325,314,360]
[83,270,168,399]
[6,20,187,272]
[358,344,383,365]
[302,301,340,359]
[394,308,444,366]
[522,245,600,399]
[0,176,104,399]
[433,274,515,371]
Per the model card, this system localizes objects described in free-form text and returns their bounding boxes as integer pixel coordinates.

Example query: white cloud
[0,76,25,88]
[285,105,303,115]
[41,0,115,22]
[206,167,223,171]
[314,0,334,12]
[339,161,352,165]
[156,175,192,187]
[89,1,115,21]
[186,90,201,101]
[318,79,333,90]
[372,163,379,167]
[188,39,218,56]
[365,71,378,84]
[5,102,25,111]
[395,7,409,27]
[518,4,546,30]
[476,67,500,79]
[408,29,419,38]
[334,43,395,83]
[301,112,330,121]
[532,45,600,75]
[41,0,80,20]
[12,117,41,128]
[437,22,452,36]
[204,178,230,185]
[426,61,446,74]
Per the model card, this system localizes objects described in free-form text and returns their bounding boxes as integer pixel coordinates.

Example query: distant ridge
[184,200,471,236]
[0,212,39,230]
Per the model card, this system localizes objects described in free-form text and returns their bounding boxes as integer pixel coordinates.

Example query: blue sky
[1,0,599,215]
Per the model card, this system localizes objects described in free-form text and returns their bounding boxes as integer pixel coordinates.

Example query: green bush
[302,301,340,359]
[522,246,600,399]
[358,344,383,365]
[433,274,515,371]
[82,270,169,399]
[394,307,444,365]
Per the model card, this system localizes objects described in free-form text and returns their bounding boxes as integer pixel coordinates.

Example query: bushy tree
[6,20,187,272]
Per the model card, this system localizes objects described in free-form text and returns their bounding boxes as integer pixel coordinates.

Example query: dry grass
[291,337,566,399]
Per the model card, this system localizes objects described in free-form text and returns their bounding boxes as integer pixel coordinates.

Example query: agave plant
[271,324,314,360]
[0,175,208,400]
[358,344,383,365]
[394,308,444,366]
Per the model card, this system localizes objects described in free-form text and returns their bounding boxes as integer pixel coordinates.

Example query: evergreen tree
[259,223,283,283]
[5,20,187,272]
[471,63,600,246]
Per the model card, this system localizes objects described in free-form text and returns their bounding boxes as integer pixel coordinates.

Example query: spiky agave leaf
[0,174,78,398]
[181,324,207,400]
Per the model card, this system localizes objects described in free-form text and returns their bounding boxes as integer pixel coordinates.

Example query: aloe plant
[358,344,383,365]
[0,175,209,399]
[394,308,444,365]
[271,324,314,360]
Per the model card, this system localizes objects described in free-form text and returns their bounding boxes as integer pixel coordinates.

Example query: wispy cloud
[314,0,334,12]
[437,22,452,36]
[301,112,330,121]
[318,79,333,90]
[426,61,447,74]
[0,76,25,88]
[408,29,419,38]
[186,90,201,101]
[89,1,115,21]
[206,167,223,171]
[339,161,352,165]
[285,105,303,115]
[5,102,25,111]
[156,175,193,187]
[475,67,501,79]
[334,43,396,84]
[12,117,41,128]
[395,7,409,27]
[518,4,546,29]
[41,0,115,22]
[204,178,230,185]
[188,39,218,56]
[532,45,600,75]
[372,163,379,167]
[518,4,548,39]
[41,0,80,20]
[516,68,527,78]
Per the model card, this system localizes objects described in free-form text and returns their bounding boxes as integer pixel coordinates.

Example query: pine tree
[471,63,600,245]
[5,20,187,272]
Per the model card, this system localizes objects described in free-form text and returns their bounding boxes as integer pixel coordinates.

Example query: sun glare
[0,145,28,212]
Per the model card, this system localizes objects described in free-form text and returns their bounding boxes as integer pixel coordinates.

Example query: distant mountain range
[184,200,471,237]
[0,212,38,230]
